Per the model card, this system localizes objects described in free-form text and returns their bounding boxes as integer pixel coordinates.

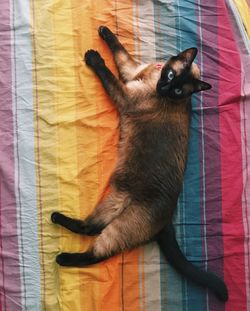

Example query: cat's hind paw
[56,253,73,266]
[51,212,62,224]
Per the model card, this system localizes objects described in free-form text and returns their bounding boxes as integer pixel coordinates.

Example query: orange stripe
[92,0,120,309]
[140,249,146,311]
[72,0,142,309]
[94,0,141,310]
[92,0,123,309]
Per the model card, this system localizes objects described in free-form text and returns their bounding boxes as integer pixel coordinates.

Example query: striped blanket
[0,0,250,310]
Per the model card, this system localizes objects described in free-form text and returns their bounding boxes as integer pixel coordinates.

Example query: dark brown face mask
[156,47,212,99]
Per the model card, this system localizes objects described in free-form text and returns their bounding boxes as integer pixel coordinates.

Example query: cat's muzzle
[156,80,171,96]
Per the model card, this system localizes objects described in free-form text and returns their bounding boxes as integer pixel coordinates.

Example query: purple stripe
[0,1,22,310]
[197,1,225,310]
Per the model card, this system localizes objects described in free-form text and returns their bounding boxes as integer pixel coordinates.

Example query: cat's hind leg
[56,251,106,267]
[51,190,129,236]
[51,212,102,236]
[98,26,142,82]
[56,204,162,267]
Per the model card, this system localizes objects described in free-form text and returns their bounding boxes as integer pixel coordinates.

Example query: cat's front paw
[84,50,105,68]
[98,26,115,41]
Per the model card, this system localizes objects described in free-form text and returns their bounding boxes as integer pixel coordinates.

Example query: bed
[0,0,250,310]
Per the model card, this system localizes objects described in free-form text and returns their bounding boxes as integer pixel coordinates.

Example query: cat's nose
[191,63,200,79]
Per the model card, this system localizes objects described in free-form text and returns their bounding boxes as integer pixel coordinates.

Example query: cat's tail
[157,223,228,302]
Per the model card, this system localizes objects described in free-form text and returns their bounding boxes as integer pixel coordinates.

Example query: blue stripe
[153,1,183,310]
[153,0,209,308]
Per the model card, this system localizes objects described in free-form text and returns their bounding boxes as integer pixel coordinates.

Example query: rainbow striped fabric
[0,0,250,310]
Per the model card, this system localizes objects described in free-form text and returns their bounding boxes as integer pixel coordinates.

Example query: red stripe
[217,0,246,309]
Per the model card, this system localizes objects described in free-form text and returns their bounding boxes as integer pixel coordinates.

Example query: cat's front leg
[98,26,140,82]
[84,50,129,112]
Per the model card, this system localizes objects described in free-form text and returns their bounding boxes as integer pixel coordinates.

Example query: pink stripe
[238,23,250,311]
[217,0,246,309]
[0,183,4,311]
[241,49,250,311]
[0,1,22,310]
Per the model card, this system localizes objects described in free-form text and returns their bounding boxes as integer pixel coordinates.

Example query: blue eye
[167,70,174,81]
[174,88,182,95]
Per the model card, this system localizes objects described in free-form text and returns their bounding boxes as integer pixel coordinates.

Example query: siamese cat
[51,26,228,301]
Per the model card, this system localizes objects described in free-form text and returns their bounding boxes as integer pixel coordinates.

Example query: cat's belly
[112,151,185,205]
[114,117,189,203]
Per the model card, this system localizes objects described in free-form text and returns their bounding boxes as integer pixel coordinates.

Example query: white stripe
[240,79,250,311]
[10,0,25,309]
[197,0,209,307]
[11,0,41,310]
[136,0,156,62]
[133,0,139,62]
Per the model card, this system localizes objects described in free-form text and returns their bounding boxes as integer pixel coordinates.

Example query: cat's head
[156,48,211,99]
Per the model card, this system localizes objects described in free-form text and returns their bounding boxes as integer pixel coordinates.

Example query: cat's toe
[51,212,61,224]
[98,25,106,36]
[98,26,113,40]
[84,50,104,68]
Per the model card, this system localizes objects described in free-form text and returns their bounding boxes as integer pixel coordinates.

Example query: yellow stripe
[31,1,60,310]
[31,0,82,309]
[233,0,250,38]
[52,2,84,311]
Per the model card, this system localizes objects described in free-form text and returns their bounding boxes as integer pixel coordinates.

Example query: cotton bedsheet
[0,0,250,310]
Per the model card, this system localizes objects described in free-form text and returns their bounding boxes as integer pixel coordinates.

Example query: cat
[51,26,228,302]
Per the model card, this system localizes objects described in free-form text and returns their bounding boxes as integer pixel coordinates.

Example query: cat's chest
[126,66,160,93]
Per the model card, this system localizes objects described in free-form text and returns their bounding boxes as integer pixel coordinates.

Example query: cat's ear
[193,79,212,93]
[178,47,198,66]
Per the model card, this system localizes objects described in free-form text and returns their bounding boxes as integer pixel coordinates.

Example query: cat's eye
[174,88,182,95]
[167,70,174,81]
